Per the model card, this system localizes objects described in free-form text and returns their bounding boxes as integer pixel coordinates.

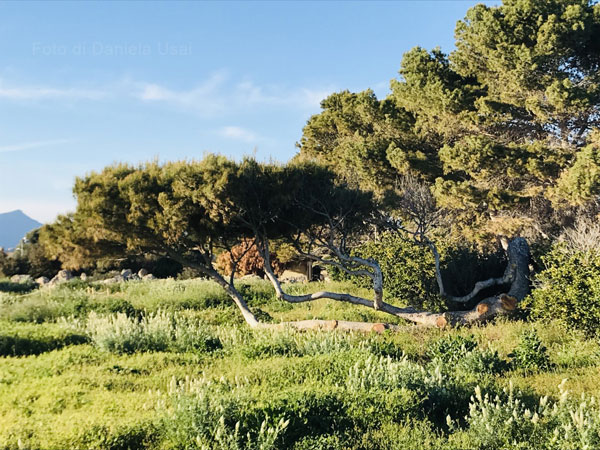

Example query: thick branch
[166,237,530,332]
[426,238,514,304]
[264,320,408,333]
[422,237,531,327]
[166,250,261,328]
[261,237,530,328]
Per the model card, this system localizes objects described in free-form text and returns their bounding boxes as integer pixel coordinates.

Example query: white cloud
[218,126,259,143]
[136,72,334,115]
[0,138,72,154]
[0,80,106,100]
[137,71,229,117]
[0,73,334,116]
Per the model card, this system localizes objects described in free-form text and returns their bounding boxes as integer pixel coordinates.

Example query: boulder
[239,274,263,282]
[10,274,33,284]
[80,272,87,281]
[121,269,133,280]
[49,269,73,285]
[142,273,156,281]
[35,276,49,286]
[138,268,148,278]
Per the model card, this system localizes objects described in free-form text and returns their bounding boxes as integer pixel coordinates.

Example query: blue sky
[0,1,492,223]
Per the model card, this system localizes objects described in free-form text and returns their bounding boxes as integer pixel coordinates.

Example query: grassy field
[1,278,600,449]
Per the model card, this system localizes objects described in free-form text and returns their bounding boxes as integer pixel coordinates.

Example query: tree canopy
[297,0,600,240]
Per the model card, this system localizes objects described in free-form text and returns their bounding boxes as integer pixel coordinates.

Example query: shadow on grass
[0,281,38,294]
[0,333,89,357]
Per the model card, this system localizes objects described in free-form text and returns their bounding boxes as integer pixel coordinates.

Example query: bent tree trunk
[194,237,530,331]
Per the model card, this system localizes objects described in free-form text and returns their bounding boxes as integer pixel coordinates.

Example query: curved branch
[445,274,511,304]
[426,238,514,304]
[165,249,261,328]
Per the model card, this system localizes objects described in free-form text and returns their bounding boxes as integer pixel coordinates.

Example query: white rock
[10,274,33,284]
[35,276,49,286]
[120,269,133,280]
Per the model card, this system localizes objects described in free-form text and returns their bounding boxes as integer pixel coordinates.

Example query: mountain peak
[0,210,43,250]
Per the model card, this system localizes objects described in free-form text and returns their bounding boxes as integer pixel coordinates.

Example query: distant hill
[0,210,43,251]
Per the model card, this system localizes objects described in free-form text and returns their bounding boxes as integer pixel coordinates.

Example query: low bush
[426,334,478,365]
[457,348,509,375]
[509,328,552,373]
[164,377,289,450]
[238,329,354,359]
[426,333,509,376]
[0,279,37,294]
[526,246,600,336]
[84,311,222,354]
[345,354,481,426]
[453,379,600,450]
[74,421,159,450]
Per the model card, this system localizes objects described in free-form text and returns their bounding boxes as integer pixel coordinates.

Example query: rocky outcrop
[100,268,155,283]
[10,274,33,284]
[35,276,49,286]
[49,270,73,286]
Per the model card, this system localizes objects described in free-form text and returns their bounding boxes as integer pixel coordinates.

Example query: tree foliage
[0,229,61,279]
[297,0,600,240]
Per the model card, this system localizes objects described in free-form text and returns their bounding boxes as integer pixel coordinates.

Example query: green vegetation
[526,245,600,337]
[3,0,600,447]
[297,0,600,240]
[1,278,600,449]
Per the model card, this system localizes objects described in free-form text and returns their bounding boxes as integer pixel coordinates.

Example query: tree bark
[419,237,530,327]
[177,237,530,332]
[258,237,530,329]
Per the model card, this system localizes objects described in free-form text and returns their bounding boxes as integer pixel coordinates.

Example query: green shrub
[256,388,349,445]
[75,422,159,450]
[345,354,481,426]
[426,334,509,376]
[359,335,406,360]
[333,233,443,310]
[164,377,289,450]
[525,247,600,336]
[84,311,222,354]
[236,279,275,306]
[509,329,551,372]
[454,380,600,450]
[426,334,477,365]
[0,295,63,323]
[291,433,345,450]
[239,329,355,359]
[97,298,141,318]
[457,348,509,375]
